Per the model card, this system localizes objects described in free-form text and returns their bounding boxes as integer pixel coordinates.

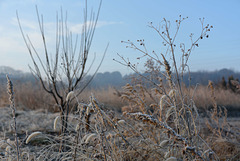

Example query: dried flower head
[53,116,60,131]
[161,54,171,76]
[66,91,75,102]
[6,75,14,104]
[26,132,42,144]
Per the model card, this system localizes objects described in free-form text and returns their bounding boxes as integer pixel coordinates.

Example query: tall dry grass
[193,86,240,110]
[0,81,240,114]
[0,82,125,113]
[1,78,239,160]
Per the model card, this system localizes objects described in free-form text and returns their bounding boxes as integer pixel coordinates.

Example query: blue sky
[0,0,239,75]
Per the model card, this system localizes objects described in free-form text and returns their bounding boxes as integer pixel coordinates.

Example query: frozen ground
[0,106,239,159]
[0,106,240,138]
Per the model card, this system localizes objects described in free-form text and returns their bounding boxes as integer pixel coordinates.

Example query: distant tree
[220,76,227,90]
[89,71,125,88]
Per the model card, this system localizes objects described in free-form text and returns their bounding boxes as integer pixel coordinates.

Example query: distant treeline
[0,66,239,89]
[87,68,240,88]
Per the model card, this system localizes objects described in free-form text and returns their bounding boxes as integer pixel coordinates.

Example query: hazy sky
[0,0,239,75]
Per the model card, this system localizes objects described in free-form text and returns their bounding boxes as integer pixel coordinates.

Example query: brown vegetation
[1,82,240,114]
[0,4,240,161]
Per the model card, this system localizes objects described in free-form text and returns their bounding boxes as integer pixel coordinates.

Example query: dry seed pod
[66,91,75,102]
[25,132,42,144]
[53,116,60,131]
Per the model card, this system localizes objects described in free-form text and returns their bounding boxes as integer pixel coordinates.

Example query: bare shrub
[17,0,107,139]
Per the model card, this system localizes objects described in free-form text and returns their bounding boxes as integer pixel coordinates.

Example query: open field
[0,82,240,160]
[0,102,239,160]
[1,82,240,115]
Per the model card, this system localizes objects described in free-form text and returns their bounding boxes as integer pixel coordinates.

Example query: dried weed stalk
[116,16,218,160]
[6,75,20,161]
